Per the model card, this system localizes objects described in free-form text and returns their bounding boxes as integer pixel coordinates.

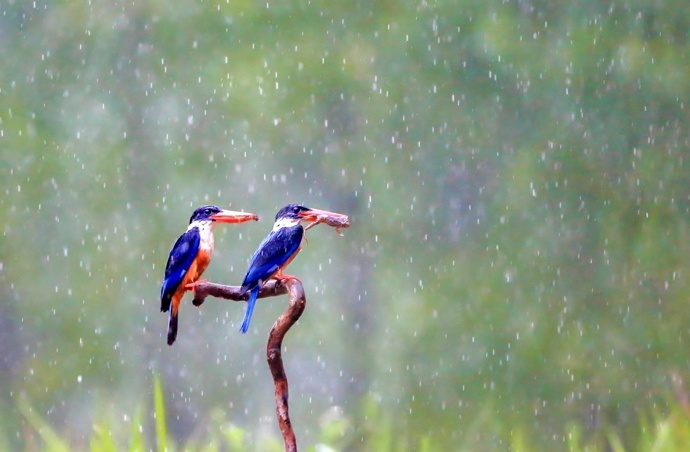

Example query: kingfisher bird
[238,204,344,334]
[161,205,258,345]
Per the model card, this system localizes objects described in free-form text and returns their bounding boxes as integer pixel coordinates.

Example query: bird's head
[274,204,310,222]
[189,205,258,225]
[274,204,345,227]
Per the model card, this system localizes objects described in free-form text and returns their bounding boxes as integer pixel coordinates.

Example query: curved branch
[267,279,305,452]
[189,278,304,452]
[190,280,288,306]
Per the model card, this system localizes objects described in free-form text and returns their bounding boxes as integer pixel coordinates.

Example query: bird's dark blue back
[241,225,303,292]
[160,227,201,311]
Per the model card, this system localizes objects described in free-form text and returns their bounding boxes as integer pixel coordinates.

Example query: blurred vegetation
[15,379,690,451]
[3,0,690,450]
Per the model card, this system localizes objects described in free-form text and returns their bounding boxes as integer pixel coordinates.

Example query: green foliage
[154,375,168,452]
[3,0,690,450]
[16,396,70,452]
[12,387,690,450]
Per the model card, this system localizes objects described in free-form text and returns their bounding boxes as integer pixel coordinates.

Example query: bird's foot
[275,274,301,286]
[185,279,208,292]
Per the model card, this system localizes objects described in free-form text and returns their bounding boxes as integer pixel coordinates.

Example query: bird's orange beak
[210,210,259,223]
[298,207,346,223]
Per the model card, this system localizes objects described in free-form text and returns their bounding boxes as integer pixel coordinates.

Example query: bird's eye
[205,209,212,214]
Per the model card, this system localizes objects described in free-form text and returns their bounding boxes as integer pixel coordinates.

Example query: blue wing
[240,225,303,292]
[160,227,201,312]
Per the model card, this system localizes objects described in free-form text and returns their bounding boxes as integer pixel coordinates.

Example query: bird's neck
[190,220,215,252]
[272,217,301,231]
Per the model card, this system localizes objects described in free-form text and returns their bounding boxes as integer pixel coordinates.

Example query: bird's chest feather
[194,225,214,276]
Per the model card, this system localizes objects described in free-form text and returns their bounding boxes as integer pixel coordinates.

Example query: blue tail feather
[240,287,259,334]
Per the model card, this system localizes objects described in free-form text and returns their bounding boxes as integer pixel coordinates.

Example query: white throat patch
[189,220,215,251]
[188,219,213,232]
[273,216,301,231]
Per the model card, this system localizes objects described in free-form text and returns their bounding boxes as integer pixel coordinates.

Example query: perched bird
[161,205,258,345]
[238,204,344,333]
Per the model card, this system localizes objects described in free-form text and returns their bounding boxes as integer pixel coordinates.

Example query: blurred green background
[3,0,690,450]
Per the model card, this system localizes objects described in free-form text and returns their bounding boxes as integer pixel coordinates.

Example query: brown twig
[190,280,288,306]
[189,278,304,452]
[267,279,305,452]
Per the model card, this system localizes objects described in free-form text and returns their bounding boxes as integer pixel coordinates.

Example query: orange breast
[170,248,212,315]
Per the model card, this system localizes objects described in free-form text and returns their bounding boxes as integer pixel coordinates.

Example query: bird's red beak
[298,207,346,223]
[210,210,259,223]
